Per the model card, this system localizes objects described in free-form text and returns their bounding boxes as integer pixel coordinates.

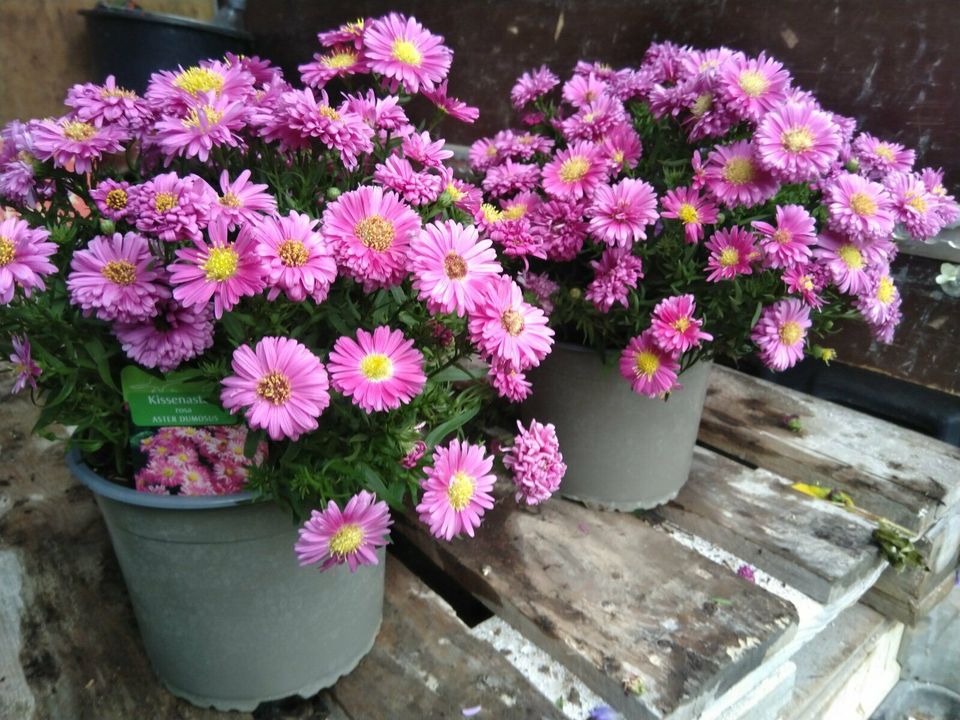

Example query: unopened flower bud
[99,218,116,235]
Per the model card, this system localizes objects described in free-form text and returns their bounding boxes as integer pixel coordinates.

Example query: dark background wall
[248,0,960,190]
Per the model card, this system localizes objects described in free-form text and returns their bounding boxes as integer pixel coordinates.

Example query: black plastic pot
[80,6,253,93]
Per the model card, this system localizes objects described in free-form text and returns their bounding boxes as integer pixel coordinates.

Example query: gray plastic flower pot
[67,452,384,712]
[524,343,712,511]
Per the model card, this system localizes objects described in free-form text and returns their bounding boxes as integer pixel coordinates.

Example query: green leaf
[244,428,266,460]
[425,405,480,448]
[83,338,118,392]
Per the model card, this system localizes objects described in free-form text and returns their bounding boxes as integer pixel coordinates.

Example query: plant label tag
[120,366,239,427]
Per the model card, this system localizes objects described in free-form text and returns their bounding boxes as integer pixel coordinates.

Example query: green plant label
[120,366,238,427]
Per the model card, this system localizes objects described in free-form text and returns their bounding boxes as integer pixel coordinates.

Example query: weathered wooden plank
[333,560,563,719]
[395,490,798,720]
[700,365,960,535]
[658,447,882,604]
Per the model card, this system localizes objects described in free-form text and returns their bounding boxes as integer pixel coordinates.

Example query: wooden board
[700,365,960,535]
[657,447,882,604]
[395,489,798,720]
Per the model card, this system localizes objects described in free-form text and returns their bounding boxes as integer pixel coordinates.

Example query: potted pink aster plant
[0,13,564,711]
[469,47,959,510]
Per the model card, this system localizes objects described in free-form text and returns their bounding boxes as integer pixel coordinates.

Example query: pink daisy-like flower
[650,294,713,353]
[255,210,337,303]
[511,65,560,109]
[410,220,502,317]
[587,178,659,247]
[751,298,811,371]
[317,18,367,49]
[468,137,501,172]
[0,216,57,304]
[503,419,566,506]
[295,491,392,572]
[562,73,609,108]
[468,276,554,370]
[823,172,895,241]
[416,440,496,541]
[814,230,878,295]
[210,169,277,230]
[144,61,254,115]
[853,133,916,178]
[65,75,152,130]
[533,198,590,261]
[782,263,826,309]
[299,45,368,89]
[421,80,480,123]
[542,141,606,201]
[114,299,214,372]
[560,94,628,143]
[660,186,719,243]
[754,101,842,182]
[488,359,532,403]
[341,90,414,139]
[487,216,545,260]
[402,130,453,169]
[883,172,944,241]
[691,150,707,190]
[704,141,779,208]
[168,218,265,319]
[91,179,136,221]
[518,270,559,314]
[401,440,428,469]
[586,247,644,312]
[67,232,169,322]
[154,93,246,163]
[221,336,330,441]
[619,330,680,397]
[373,155,444,206]
[280,88,374,169]
[362,13,452,94]
[9,334,41,394]
[133,172,213,243]
[717,52,791,123]
[322,186,421,291]
[600,126,643,174]
[705,226,760,282]
[31,117,127,174]
[482,160,541,199]
[856,268,901,327]
[752,204,818,269]
[328,326,426,413]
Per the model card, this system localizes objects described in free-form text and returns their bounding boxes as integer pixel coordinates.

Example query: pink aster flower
[487,359,532,403]
[65,75,152,130]
[421,80,480,123]
[401,440,428,469]
[517,270,559,314]
[144,61,255,115]
[67,232,169,322]
[511,65,560,109]
[468,137,501,172]
[362,13,452,93]
[322,185,421,291]
[542,141,606,201]
[468,276,554,370]
[482,160,541,199]
[650,294,713,353]
[416,439,496,541]
[660,186,719,243]
[562,73,609,108]
[0,216,57,304]
[503,420,566,506]
[814,230,878,295]
[31,117,126,174]
[153,93,246,163]
[341,89,414,139]
[751,298,811,371]
[560,95,628,142]
[532,199,590,261]
[717,52,791,123]
[824,172,895,241]
[856,268,901,328]
[114,299,214,372]
[133,172,213,243]
[373,155,444,206]
[411,220,502,316]
[295,491,392,572]
[328,326,426,413]
[279,88,374,168]
[402,130,453,169]
[585,247,644,312]
[168,219,265,319]
[587,178,658,247]
[853,133,916,178]
[221,336,330,441]
[705,226,760,282]
[9,335,41,394]
[600,126,643,173]
[752,204,817,269]
[487,216,545,260]
[317,18,367,50]
[619,330,681,397]
[704,141,780,208]
[255,211,337,303]
[91,179,136,221]
[782,263,826,309]
[883,171,944,241]
[210,169,277,230]
[299,45,368,88]
[754,101,842,182]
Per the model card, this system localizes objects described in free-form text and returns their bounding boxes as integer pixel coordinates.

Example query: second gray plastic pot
[524,343,712,511]
[68,452,384,712]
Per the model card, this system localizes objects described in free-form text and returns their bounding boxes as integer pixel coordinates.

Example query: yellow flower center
[318,105,341,121]
[255,370,292,405]
[877,276,895,304]
[838,244,864,270]
[874,145,895,162]
[101,260,137,286]
[182,105,224,128]
[329,523,364,558]
[443,252,468,279]
[820,347,837,363]
[906,193,928,213]
[612,150,625,167]
[154,192,177,213]
[203,246,240,281]
[778,321,804,346]
[62,121,96,141]
[719,247,741,267]
[219,192,241,208]
[691,92,713,117]
[485,145,498,157]
[677,203,700,224]
[278,239,309,267]
[173,66,224,96]
[445,183,465,201]
[558,156,590,183]
[932,184,947,197]
[480,203,503,223]
[447,471,475,511]
[801,275,814,291]
[354,215,395,252]
[849,191,877,217]
[781,127,814,153]
[635,350,660,378]
[722,157,756,185]
[772,229,792,245]
[673,316,691,333]
[501,309,525,336]
[322,50,358,69]
[738,70,770,97]
[360,353,393,382]
[518,134,535,145]
[0,236,15,266]
[502,203,527,220]
[101,86,136,99]
[105,188,128,210]
[391,39,422,66]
